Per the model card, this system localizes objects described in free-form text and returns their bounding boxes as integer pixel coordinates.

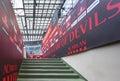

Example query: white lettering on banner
[56,39,58,42]
[14,25,17,34]
[2,27,9,36]
[87,0,100,13]
[66,15,71,22]
[43,0,100,53]
[78,11,87,22]
[67,27,71,31]
[51,43,54,47]
[54,31,58,36]
[15,43,22,54]
[70,0,100,29]
[71,19,78,28]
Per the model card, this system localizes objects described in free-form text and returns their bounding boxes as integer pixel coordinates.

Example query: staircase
[17,58,87,81]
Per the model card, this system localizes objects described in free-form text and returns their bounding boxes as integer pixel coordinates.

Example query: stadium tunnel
[0,0,120,81]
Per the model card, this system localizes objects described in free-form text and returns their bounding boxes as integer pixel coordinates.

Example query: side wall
[0,0,24,81]
[42,0,120,58]
[62,42,120,81]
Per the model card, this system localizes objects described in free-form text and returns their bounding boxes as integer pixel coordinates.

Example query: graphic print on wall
[42,0,120,58]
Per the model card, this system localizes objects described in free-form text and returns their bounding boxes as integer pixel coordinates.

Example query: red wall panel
[0,0,24,81]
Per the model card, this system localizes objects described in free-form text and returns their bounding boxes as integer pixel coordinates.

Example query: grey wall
[62,42,120,81]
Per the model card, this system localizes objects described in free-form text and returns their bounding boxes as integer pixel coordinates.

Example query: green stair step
[22,61,63,63]
[17,78,85,81]
[17,58,87,81]
[21,66,70,69]
[23,59,62,62]
[22,63,66,66]
[19,69,74,73]
[18,73,79,78]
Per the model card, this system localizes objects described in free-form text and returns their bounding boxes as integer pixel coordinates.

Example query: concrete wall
[62,42,120,81]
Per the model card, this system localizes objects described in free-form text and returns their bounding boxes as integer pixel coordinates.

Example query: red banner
[0,0,24,80]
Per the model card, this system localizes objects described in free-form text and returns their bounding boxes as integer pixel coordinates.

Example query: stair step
[18,73,79,78]
[21,66,70,69]
[23,59,62,62]
[22,63,66,66]
[19,69,74,73]
[17,78,85,81]
[23,61,63,63]
[17,59,87,81]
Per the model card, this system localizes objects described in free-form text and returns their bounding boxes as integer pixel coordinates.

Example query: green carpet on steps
[17,58,87,81]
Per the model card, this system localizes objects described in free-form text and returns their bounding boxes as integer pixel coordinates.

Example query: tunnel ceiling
[11,0,66,42]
